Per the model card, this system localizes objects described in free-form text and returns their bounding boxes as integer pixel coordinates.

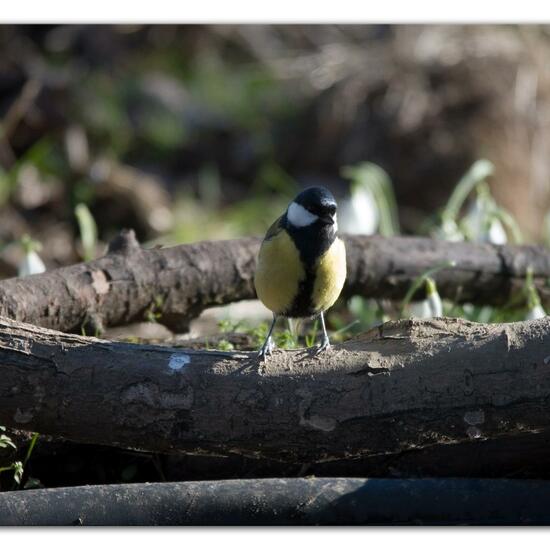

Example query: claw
[257,335,276,360]
[257,315,277,361]
[315,337,331,355]
[314,311,332,355]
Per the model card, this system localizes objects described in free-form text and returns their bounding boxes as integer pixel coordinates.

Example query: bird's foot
[257,336,276,361]
[315,337,332,355]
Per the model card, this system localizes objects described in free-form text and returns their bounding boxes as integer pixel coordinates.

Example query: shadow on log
[2,478,550,525]
[0,230,549,334]
[0,315,549,463]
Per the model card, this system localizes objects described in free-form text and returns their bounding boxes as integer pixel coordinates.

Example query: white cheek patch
[287,201,318,227]
[333,213,338,232]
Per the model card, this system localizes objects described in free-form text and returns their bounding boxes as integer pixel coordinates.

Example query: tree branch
[0,230,548,334]
[0,315,549,462]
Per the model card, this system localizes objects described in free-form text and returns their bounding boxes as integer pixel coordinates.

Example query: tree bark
[0,229,548,334]
[1,315,549,462]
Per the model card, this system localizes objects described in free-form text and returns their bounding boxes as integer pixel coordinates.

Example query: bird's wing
[263,215,285,241]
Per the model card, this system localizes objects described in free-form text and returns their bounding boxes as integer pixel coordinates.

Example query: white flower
[463,195,507,245]
[479,218,507,245]
[339,184,379,235]
[526,304,546,320]
[409,278,443,318]
[409,300,432,318]
[427,287,443,317]
[18,250,46,277]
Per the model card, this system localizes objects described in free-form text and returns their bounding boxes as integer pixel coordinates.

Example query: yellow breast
[254,230,305,315]
[311,237,347,313]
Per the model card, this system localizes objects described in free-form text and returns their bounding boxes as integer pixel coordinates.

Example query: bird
[254,186,347,359]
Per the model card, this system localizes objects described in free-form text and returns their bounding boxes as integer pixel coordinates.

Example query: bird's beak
[320,214,335,225]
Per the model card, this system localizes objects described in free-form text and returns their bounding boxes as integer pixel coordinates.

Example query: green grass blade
[493,207,523,244]
[75,203,98,261]
[442,159,494,222]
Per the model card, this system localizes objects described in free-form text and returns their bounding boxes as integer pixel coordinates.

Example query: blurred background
[1,24,550,331]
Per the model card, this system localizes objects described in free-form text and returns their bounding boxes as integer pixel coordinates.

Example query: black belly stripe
[283,266,317,318]
[281,215,335,318]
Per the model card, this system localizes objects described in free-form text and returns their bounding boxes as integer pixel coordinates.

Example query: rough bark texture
[0,230,259,334]
[1,315,549,462]
[0,229,549,334]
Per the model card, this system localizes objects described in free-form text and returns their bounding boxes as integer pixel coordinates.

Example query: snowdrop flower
[463,194,507,245]
[409,299,432,318]
[526,303,546,320]
[18,235,46,277]
[525,283,546,320]
[484,219,507,245]
[18,251,46,276]
[426,278,444,317]
[339,182,379,235]
[410,278,443,318]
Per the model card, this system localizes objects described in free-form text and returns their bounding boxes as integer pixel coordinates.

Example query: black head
[290,186,337,227]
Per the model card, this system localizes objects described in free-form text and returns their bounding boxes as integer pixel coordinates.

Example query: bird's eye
[325,203,336,216]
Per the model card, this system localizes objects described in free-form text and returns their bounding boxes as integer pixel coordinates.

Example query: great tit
[254,186,347,359]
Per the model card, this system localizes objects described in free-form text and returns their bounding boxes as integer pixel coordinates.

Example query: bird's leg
[258,314,277,360]
[316,311,331,354]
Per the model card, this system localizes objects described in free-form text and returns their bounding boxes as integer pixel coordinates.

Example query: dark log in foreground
[1,316,550,462]
[0,230,549,333]
[2,478,550,526]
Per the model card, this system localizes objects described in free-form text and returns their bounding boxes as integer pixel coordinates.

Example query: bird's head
[286,186,338,230]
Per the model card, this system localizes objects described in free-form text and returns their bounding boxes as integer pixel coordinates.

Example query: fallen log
[0,230,548,334]
[0,315,549,462]
[2,478,550,526]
